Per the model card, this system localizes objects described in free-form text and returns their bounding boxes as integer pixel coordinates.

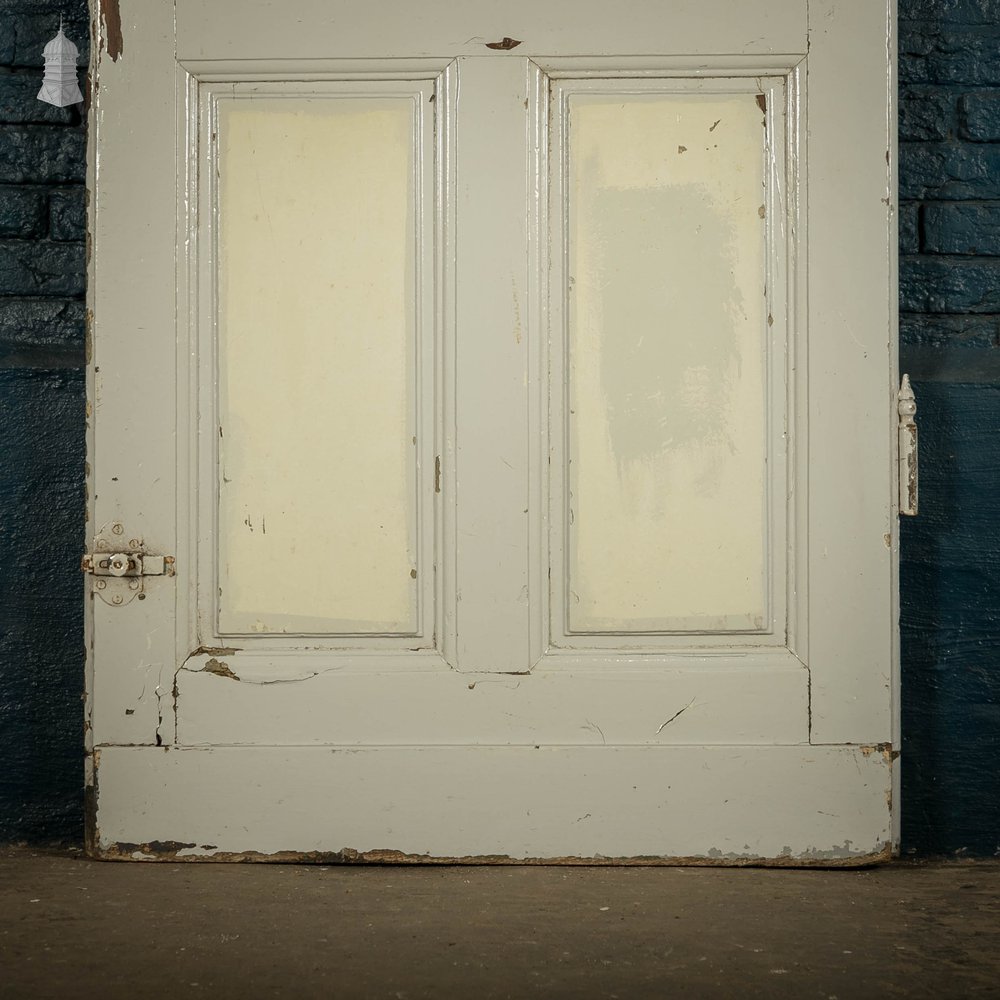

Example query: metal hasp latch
[898,374,918,517]
[82,521,175,606]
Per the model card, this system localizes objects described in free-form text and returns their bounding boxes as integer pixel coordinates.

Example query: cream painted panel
[94,745,893,863]
[174,657,808,746]
[217,98,417,634]
[175,0,808,62]
[567,94,766,632]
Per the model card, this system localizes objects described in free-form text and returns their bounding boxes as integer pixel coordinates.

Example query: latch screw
[108,554,130,576]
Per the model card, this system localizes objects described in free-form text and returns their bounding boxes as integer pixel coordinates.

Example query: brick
[10,11,91,68]
[3,0,86,10]
[0,72,78,125]
[900,23,1000,86]
[959,91,1000,141]
[0,298,85,349]
[0,186,46,237]
[899,20,938,57]
[923,202,1000,254]
[0,367,85,844]
[901,0,1000,24]
[900,255,1000,312]
[900,202,921,254]
[0,127,84,183]
[900,142,1000,200]
[899,87,959,141]
[0,240,85,296]
[48,187,85,241]
[0,26,14,65]
[900,313,1000,349]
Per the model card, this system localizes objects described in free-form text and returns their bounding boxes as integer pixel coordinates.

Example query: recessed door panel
[212,87,433,637]
[565,90,768,633]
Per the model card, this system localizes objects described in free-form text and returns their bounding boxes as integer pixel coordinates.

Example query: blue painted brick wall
[0,1,997,854]
[899,0,1000,856]
[0,0,87,843]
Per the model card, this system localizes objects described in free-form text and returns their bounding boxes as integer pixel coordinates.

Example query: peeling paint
[485,37,522,50]
[859,742,900,763]
[99,0,124,62]
[191,646,241,657]
[203,658,240,682]
[94,841,894,867]
[84,755,99,857]
[85,308,93,365]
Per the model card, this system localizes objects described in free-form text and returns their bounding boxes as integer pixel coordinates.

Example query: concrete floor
[1,847,998,999]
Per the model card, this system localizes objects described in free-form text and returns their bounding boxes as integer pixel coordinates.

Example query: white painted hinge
[897,374,918,517]
[81,521,175,606]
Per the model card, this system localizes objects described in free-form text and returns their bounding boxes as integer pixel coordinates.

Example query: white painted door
[86,0,899,863]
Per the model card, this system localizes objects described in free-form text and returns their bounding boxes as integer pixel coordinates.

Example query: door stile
[452,56,537,673]
[805,0,896,745]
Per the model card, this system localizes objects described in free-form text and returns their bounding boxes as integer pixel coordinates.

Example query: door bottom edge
[89,840,895,868]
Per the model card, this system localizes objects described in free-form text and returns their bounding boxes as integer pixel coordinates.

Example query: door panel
[87,0,898,862]
[217,93,422,636]
[564,89,769,634]
[173,0,808,62]
[94,744,891,863]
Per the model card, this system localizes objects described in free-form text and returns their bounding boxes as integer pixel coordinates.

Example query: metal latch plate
[82,522,174,605]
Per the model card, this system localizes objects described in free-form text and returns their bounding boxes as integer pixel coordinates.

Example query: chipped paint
[202,658,240,682]
[485,37,522,50]
[99,0,124,62]
[94,841,894,868]
[859,742,900,763]
[191,646,241,658]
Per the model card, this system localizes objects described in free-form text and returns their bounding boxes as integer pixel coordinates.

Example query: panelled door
[86,0,899,862]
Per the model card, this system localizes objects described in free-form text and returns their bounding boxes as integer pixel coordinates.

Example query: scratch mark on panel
[656,698,696,734]
[583,719,607,745]
[512,276,522,344]
[153,665,165,745]
[178,662,324,687]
